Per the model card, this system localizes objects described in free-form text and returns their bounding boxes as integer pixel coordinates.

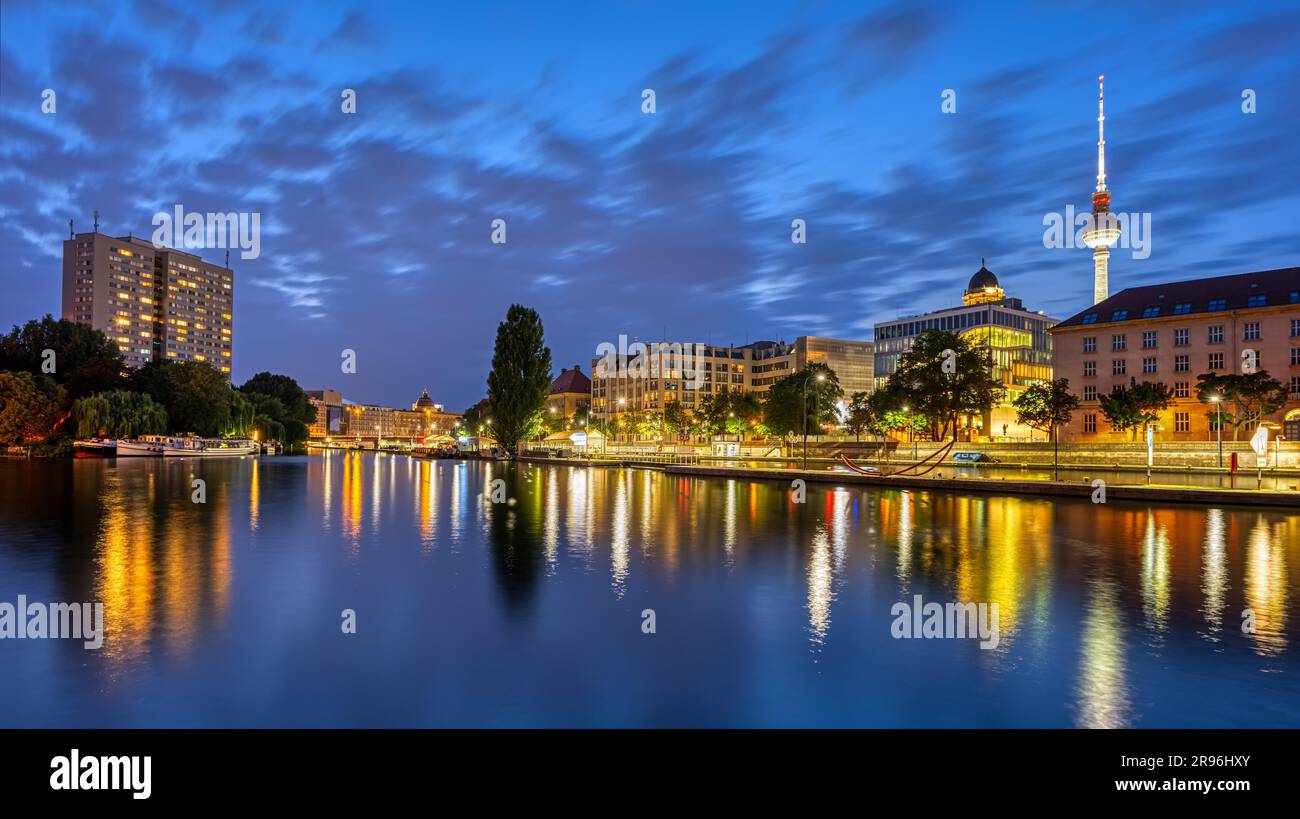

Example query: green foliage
[1195,371,1287,441]
[131,359,232,437]
[485,305,553,455]
[1012,378,1080,441]
[456,399,487,438]
[1099,378,1174,440]
[240,372,316,425]
[0,371,67,447]
[73,390,168,439]
[224,390,257,438]
[0,315,125,400]
[887,329,1003,442]
[761,362,843,439]
[844,391,873,440]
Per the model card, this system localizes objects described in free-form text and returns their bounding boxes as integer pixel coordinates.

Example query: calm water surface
[1,452,1297,727]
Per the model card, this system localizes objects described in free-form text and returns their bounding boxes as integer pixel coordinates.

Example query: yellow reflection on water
[1245,515,1288,656]
[1076,576,1130,728]
[249,458,260,531]
[1200,508,1227,639]
[807,525,833,646]
[341,452,362,548]
[93,463,232,668]
[1141,511,1171,634]
[611,469,630,596]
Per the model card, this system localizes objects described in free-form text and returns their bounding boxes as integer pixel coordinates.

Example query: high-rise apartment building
[62,230,234,375]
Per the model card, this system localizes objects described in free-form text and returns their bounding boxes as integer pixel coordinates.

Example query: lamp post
[902,404,915,462]
[802,372,825,469]
[1211,395,1222,470]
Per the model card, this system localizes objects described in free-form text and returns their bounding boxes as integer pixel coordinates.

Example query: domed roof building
[962,260,1006,306]
[411,388,441,412]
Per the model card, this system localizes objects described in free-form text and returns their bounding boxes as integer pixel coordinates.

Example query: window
[1113,359,1126,375]
[1208,352,1224,370]
[1083,361,1096,377]
[1247,294,1266,307]
[1175,412,1189,433]
[1175,354,1189,372]
[1142,331,1157,349]
[1084,385,1097,401]
[1112,334,1127,351]
[1209,413,1222,433]
[1208,325,1224,343]
[1244,322,1260,340]
[1292,377,1300,397]
[1293,347,1300,366]
[1111,309,1128,321]
[1083,336,1096,353]
[1173,303,1192,315]
[1084,413,1097,433]
[1293,319,1300,337]
[1174,381,1189,398]
[1142,306,1160,318]
[1173,328,1189,346]
[1208,298,1227,311]
[1291,291,1300,304]
[1143,357,1157,374]
[1081,313,1099,324]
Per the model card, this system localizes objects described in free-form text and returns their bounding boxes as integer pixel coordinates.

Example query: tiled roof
[1053,267,1300,329]
[549,366,591,395]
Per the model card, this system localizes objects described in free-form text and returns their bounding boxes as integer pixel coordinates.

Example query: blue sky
[2,0,1297,410]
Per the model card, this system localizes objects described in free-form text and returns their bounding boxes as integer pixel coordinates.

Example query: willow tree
[485,305,553,456]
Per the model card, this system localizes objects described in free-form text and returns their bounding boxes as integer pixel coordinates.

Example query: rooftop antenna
[225,249,230,268]
[93,210,99,232]
[68,219,74,239]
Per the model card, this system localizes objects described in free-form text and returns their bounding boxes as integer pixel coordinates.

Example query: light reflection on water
[0,451,1297,728]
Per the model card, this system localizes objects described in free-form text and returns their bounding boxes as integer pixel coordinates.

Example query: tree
[844,391,873,441]
[460,398,490,437]
[761,362,843,442]
[1012,378,1080,478]
[0,371,66,447]
[1195,371,1287,441]
[888,329,1003,442]
[485,305,553,456]
[0,315,125,400]
[240,372,316,426]
[131,360,231,436]
[1098,378,1174,440]
[663,402,690,436]
[73,390,168,439]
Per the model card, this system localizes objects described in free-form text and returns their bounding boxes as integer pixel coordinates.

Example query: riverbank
[659,463,1299,508]
[513,453,1298,507]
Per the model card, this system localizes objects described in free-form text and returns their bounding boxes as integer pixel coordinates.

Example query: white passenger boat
[116,435,258,457]
[115,435,170,457]
[162,436,258,457]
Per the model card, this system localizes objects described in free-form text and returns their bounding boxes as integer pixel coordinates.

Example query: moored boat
[73,438,116,458]
[162,436,258,457]
[116,435,170,457]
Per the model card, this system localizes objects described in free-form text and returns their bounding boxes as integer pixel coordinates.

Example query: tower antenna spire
[1096,74,1107,192]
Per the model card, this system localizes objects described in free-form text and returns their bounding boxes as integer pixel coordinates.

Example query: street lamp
[1211,395,1222,471]
[802,372,826,469]
[903,404,916,462]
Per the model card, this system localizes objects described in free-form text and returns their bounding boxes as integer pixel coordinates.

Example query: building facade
[545,365,591,420]
[307,389,462,443]
[589,336,873,427]
[1050,267,1300,442]
[62,230,233,375]
[873,263,1058,440]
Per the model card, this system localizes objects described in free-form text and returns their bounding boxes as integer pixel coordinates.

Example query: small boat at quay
[116,435,258,457]
[73,438,116,458]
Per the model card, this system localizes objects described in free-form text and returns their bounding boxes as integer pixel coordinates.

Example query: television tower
[1081,75,1120,305]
